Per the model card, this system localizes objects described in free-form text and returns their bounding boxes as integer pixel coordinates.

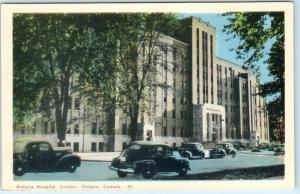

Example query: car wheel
[117,171,127,178]
[231,151,236,158]
[200,152,205,160]
[142,167,155,179]
[178,167,188,177]
[220,152,225,158]
[13,162,25,176]
[68,163,77,173]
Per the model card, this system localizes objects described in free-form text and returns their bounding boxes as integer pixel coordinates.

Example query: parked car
[210,143,237,158]
[268,143,284,151]
[258,142,270,149]
[178,142,205,160]
[274,146,285,155]
[233,142,247,150]
[109,141,190,179]
[13,138,81,176]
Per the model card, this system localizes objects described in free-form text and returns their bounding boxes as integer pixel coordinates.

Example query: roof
[216,56,243,69]
[14,137,50,153]
[14,137,49,144]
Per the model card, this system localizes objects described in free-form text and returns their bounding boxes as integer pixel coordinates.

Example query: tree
[81,13,180,141]
[13,14,107,145]
[223,12,284,142]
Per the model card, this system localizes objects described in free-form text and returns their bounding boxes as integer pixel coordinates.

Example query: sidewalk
[77,152,120,162]
[238,149,276,156]
[77,150,211,162]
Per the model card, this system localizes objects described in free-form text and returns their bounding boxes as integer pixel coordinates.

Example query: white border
[0,2,294,191]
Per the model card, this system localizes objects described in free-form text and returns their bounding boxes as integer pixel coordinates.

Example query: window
[74,124,79,134]
[173,97,176,104]
[180,128,183,137]
[163,127,167,136]
[164,110,167,118]
[43,122,48,134]
[122,124,127,135]
[32,122,36,134]
[73,142,79,152]
[91,142,97,152]
[74,98,80,110]
[91,123,97,134]
[99,142,104,152]
[173,48,177,63]
[122,142,128,150]
[50,121,55,133]
[66,142,71,147]
[172,127,176,137]
[172,110,176,119]
[180,111,184,119]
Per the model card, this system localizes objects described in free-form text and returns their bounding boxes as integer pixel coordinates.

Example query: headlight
[120,157,126,162]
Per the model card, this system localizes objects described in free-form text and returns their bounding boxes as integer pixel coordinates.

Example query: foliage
[13,14,107,145]
[14,13,180,143]
[223,12,284,142]
[80,13,180,141]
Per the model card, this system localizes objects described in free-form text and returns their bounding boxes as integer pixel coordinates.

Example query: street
[14,152,284,181]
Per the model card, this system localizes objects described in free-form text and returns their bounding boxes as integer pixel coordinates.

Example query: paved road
[14,152,284,181]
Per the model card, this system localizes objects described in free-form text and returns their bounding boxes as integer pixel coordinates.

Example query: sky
[178,13,273,86]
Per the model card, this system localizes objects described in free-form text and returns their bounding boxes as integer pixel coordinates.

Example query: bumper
[109,166,135,174]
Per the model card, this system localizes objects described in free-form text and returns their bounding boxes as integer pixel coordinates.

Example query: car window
[39,143,51,152]
[156,146,172,155]
[120,144,142,157]
[28,144,39,154]
[172,151,182,159]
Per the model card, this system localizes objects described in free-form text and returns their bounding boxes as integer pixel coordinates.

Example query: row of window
[162,126,188,137]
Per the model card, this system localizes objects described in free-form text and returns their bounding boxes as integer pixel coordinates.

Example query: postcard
[0,2,294,191]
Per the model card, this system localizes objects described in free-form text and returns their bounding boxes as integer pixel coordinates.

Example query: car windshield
[172,151,182,159]
[120,144,142,157]
[216,144,225,148]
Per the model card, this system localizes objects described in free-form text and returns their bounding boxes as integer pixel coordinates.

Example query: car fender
[220,149,226,155]
[177,159,191,170]
[55,153,81,168]
[134,160,156,173]
[183,150,193,158]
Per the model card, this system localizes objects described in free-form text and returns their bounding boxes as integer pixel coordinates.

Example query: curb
[239,151,276,156]
[156,164,285,180]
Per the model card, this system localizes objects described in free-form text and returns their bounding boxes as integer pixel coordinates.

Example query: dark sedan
[13,138,81,176]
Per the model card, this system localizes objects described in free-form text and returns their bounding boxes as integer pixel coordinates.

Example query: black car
[109,141,191,179]
[178,142,205,160]
[13,138,81,176]
[210,143,237,158]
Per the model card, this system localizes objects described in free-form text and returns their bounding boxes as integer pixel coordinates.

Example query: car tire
[178,167,188,177]
[142,167,155,179]
[13,162,25,176]
[220,152,225,158]
[231,151,236,158]
[68,163,77,173]
[200,152,205,160]
[117,171,127,178]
